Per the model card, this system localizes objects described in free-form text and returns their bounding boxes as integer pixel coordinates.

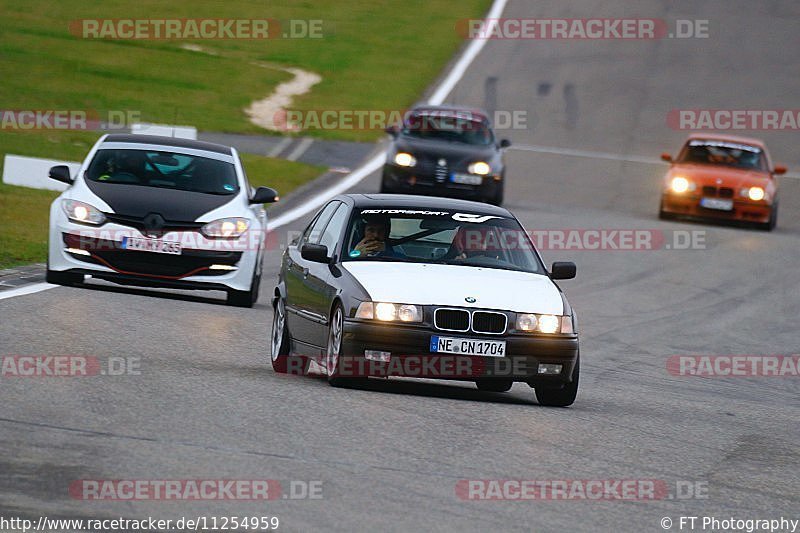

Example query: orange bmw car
[659,134,786,230]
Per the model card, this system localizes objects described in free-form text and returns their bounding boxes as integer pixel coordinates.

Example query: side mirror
[49,165,74,185]
[550,261,576,280]
[660,152,673,162]
[250,186,279,204]
[499,139,511,149]
[385,125,399,137]
[773,165,787,175]
[301,243,330,264]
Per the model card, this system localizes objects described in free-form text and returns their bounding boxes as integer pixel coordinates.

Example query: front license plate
[430,335,506,357]
[121,236,182,255]
[450,173,483,185]
[700,197,734,211]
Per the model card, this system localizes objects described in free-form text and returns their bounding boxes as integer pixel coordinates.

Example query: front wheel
[534,356,579,407]
[326,303,362,387]
[757,202,778,231]
[271,298,292,373]
[227,266,261,308]
[45,268,83,286]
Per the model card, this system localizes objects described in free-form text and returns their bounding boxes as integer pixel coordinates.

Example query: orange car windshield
[677,140,767,171]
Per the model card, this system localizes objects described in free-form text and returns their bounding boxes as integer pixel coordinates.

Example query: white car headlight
[393,152,416,167]
[62,199,106,225]
[201,217,250,238]
[670,176,694,193]
[468,161,491,175]
[747,186,765,201]
[516,313,572,334]
[355,302,422,323]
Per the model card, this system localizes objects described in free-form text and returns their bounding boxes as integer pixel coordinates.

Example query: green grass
[0,0,491,142]
[0,156,323,269]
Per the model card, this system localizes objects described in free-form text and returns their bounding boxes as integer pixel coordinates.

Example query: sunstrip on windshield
[360,210,505,223]
[688,139,762,153]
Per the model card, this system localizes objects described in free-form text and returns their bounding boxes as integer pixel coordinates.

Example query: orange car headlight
[669,176,695,193]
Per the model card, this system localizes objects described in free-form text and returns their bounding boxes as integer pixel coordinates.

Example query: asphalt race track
[1,1,798,531]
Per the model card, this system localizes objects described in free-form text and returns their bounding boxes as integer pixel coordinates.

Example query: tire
[379,172,394,194]
[658,199,676,220]
[45,268,82,286]
[535,355,579,407]
[488,182,504,206]
[758,202,778,231]
[476,379,512,392]
[226,263,261,308]
[325,303,361,387]
[270,297,292,373]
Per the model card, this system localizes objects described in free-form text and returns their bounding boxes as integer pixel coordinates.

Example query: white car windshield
[343,209,544,274]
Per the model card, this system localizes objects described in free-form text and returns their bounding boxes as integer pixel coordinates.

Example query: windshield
[401,113,494,145]
[677,140,766,171]
[343,209,544,274]
[86,149,239,195]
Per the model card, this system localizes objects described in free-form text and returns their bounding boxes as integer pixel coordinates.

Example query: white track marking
[0,283,56,300]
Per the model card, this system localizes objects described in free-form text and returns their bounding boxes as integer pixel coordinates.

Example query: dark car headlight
[393,152,417,167]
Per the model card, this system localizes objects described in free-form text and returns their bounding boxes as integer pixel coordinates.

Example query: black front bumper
[382,164,502,201]
[341,320,578,385]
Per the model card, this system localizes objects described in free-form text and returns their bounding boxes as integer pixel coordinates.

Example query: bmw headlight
[62,199,106,226]
[670,176,695,193]
[468,161,491,175]
[516,313,573,334]
[746,186,765,201]
[355,302,422,322]
[201,217,250,238]
[393,152,417,167]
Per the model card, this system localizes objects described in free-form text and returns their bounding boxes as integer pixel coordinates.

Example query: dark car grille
[105,213,204,236]
[434,308,508,335]
[434,161,448,183]
[472,311,507,334]
[62,234,241,278]
[434,309,469,331]
[701,186,735,198]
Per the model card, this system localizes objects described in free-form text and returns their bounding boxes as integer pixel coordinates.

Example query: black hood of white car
[392,136,500,169]
[85,180,235,222]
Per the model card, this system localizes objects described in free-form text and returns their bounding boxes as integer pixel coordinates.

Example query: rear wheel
[534,356,579,407]
[476,379,512,392]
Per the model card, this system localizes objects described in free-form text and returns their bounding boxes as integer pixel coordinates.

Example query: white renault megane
[46,134,278,307]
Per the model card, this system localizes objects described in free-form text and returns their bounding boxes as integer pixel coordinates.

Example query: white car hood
[342,262,564,315]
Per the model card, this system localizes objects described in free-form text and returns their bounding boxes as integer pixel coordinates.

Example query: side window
[303,201,340,245]
[318,204,349,255]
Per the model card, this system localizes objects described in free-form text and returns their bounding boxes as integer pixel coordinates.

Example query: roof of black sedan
[102,134,233,155]
[342,193,512,217]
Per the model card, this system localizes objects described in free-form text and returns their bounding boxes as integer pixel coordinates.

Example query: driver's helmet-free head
[359,214,391,240]
[115,151,148,173]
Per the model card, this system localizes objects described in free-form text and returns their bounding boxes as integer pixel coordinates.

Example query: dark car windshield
[677,140,767,171]
[343,209,544,274]
[401,113,494,146]
[86,149,239,195]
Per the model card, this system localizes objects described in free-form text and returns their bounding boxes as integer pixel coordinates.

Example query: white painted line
[0,282,56,301]
[428,0,508,105]
[268,154,384,230]
[286,137,314,162]
[510,144,662,165]
[510,143,800,179]
[266,0,508,230]
[267,137,293,158]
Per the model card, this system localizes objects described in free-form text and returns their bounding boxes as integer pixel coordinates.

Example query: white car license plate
[430,335,506,357]
[700,197,734,211]
[450,173,483,185]
[121,236,182,255]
